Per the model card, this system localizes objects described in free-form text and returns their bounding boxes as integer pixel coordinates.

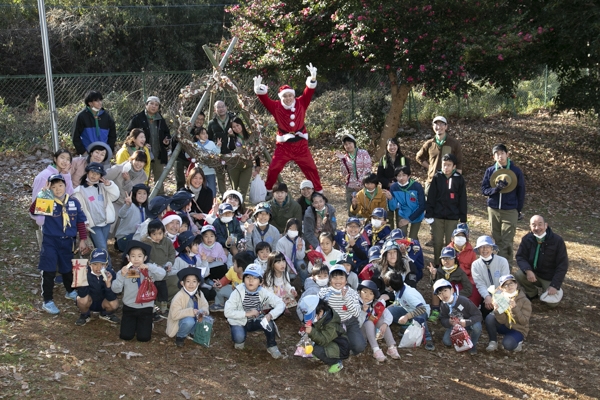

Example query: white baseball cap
[432,116,447,124]
[300,180,314,190]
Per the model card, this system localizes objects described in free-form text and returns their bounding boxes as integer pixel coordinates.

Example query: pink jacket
[340,148,372,190]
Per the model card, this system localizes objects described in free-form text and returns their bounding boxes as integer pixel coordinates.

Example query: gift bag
[34,189,54,216]
[450,324,473,352]
[135,269,157,303]
[71,259,89,288]
[249,174,267,205]
[193,315,214,347]
[306,248,326,266]
[398,320,424,348]
[294,333,314,358]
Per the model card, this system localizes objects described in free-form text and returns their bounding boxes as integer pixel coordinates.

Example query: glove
[306,63,317,81]
[253,76,268,95]
[495,179,508,192]
[518,212,524,221]
[425,218,434,224]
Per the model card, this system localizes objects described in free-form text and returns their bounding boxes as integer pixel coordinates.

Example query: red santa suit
[256,78,323,192]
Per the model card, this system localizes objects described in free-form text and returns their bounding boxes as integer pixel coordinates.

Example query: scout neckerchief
[138,205,145,223]
[370,223,386,244]
[398,179,415,192]
[54,194,71,232]
[442,264,459,280]
[483,255,494,283]
[346,149,359,180]
[86,106,101,140]
[445,292,458,315]
[494,158,511,171]
[217,115,229,131]
[533,235,545,270]
[255,223,268,242]
[286,235,298,263]
[179,252,197,267]
[435,134,446,148]
[382,153,406,170]
[146,111,156,123]
[504,290,518,327]
[365,187,378,201]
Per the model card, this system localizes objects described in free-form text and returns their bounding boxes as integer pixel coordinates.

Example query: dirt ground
[1,113,600,399]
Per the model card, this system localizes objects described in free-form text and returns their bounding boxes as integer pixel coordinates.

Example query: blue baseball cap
[218,203,234,214]
[90,248,109,264]
[47,174,66,184]
[346,217,361,227]
[440,246,456,259]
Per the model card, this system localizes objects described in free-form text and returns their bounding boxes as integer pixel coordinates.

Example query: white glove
[253,76,268,95]
[306,63,317,81]
[425,218,434,224]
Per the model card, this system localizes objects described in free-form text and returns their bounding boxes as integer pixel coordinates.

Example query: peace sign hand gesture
[124,191,133,206]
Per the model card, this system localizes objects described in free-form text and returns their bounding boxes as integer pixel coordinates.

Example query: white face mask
[316,278,329,287]
[533,232,546,240]
[371,219,383,228]
[91,106,100,112]
[316,206,326,212]
[257,221,268,227]
[287,230,299,239]
[366,188,376,193]
[220,216,233,224]
[481,255,493,261]
[231,205,239,211]
[454,237,467,247]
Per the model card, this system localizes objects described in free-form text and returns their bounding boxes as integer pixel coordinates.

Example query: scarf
[128,167,144,182]
[365,188,378,201]
[54,194,71,232]
[504,290,518,328]
[442,264,459,280]
[533,236,545,270]
[188,185,202,197]
[494,158,511,171]
[370,223,386,244]
[434,134,446,147]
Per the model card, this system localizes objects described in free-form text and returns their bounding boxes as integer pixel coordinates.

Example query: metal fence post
[142,70,147,103]
[350,71,355,118]
[544,65,548,106]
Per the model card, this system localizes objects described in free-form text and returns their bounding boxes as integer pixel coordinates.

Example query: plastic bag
[134,269,157,303]
[249,174,267,205]
[294,333,314,358]
[398,320,424,348]
[71,259,89,288]
[450,324,473,352]
[193,315,214,347]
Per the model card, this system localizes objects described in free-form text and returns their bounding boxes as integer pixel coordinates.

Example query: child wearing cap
[318,265,366,355]
[263,251,297,308]
[379,240,418,289]
[268,182,303,234]
[471,236,510,317]
[197,225,228,280]
[75,248,120,326]
[115,183,149,252]
[296,180,314,217]
[213,203,243,258]
[168,231,215,301]
[111,240,166,342]
[166,267,210,348]
[211,251,255,312]
[296,264,330,322]
[29,174,89,314]
[169,190,197,235]
[349,173,388,219]
[337,253,359,290]
[244,202,281,252]
[363,208,391,248]
[276,218,307,281]
[132,195,172,241]
[334,217,369,270]
[308,232,342,272]
[358,246,382,281]
[358,280,400,361]
[72,162,120,255]
[301,296,349,374]
[425,153,467,266]
[433,278,483,355]
[222,190,252,224]
[224,263,286,358]
[427,247,472,323]
[448,223,481,307]
[485,274,531,352]
[386,165,425,239]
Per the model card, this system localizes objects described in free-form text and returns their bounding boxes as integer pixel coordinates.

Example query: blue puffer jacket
[72,108,116,155]
[481,162,525,212]
[387,179,426,223]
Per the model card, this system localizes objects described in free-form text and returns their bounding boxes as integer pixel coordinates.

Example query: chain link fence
[0,68,559,152]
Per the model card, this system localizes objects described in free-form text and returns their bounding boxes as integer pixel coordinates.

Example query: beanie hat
[146,96,160,104]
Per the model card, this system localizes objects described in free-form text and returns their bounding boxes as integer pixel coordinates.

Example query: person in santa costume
[253,63,323,200]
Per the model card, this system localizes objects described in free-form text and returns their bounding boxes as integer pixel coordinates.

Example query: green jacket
[308,309,349,360]
[269,195,303,234]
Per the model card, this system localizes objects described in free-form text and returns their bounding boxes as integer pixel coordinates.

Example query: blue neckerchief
[188,293,198,310]
[178,252,197,266]
[256,224,268,241]
[138,206,145,223]
[394,285,406,301]
[286,235,297,263]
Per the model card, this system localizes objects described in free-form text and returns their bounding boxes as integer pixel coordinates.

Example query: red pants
[265,140,323,192]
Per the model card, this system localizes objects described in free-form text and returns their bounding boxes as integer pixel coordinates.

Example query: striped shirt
[318,286,361,322]
[242,290,261,312]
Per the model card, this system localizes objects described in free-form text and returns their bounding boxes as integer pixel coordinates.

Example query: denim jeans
[215,284,234,306]
[343,316,366,355]
[442,321,482,347]
[387,306,433,342]
[230,318,277,347]
[177,316,196,338]
[89,225,111,255]
[485,313,524,351]
[205,174,217,199]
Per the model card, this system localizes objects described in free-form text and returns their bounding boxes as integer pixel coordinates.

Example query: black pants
[155,280,168,303]
[120,305,153,342]
[210,264,228,281]
[312,345,341,366]
[42,271,73,302]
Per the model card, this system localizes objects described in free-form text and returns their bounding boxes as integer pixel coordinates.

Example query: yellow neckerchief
[54,194,71,232]
[504,290,518,328]
[442,264,459,280]
[370,223,387,243]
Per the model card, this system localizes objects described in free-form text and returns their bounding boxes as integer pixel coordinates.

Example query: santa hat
[277,85,295,100]
[161,211,182,227]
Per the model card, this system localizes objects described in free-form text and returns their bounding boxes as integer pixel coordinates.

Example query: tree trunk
[374,72,412,160]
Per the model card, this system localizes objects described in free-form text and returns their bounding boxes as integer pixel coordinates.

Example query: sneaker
[267,346,282,359]
[209,303,225,312]
[373,349,386,362]
[75,314,90,326]
[486,341,498,352]
[153,312,162,323]
[175,337,185,348]
[234,342,245,350]
[514,341,523,352]
[469,347,478,355]
[328,361,343,374]
[99,313,120,324]
[42,301,60,314]
[428,310,440,323]
[386,346,401,359]
[64,291,77,301]
[425,340,435,351]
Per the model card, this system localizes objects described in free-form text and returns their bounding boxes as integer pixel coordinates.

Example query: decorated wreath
[172,70,265,169]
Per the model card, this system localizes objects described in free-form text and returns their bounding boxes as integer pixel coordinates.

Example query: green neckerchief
[495,158,511,171]
[145,111,156,122]
[217,114,229,131]
[381,153,406,169]
[316,208,326,219]
[365,187,378,201]
[236,134,245,146]
[434,134,447,147]
[533,235,546,269]
[347,149,358,179]
[398,179,415,191]
[304,197,312,206]
[128,146,141,155]
[86,106,101,140]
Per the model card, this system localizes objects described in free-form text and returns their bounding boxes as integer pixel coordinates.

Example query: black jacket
[206,112,237,155]
[425,171,467,222]
[376,152,410,190]
[516,227,569,289]
[126,111,171,164]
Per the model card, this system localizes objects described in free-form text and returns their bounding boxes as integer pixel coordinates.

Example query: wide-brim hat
[170,190,194,211]
[176,231,196,252]
[474,235,499,254]
[490,168,518,194]
[253,202,271,217]
[177,267,202,285]
[122,240,152,263]
[433,279,453,294]
[86,141,113,163]
[147,196,172,219]
[540,288,563,304]
[298,295,319,323]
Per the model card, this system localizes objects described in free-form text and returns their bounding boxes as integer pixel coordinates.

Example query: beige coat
[494,290,532,337]
[166,288,209,338]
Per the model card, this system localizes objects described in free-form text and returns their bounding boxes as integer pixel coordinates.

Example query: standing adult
[206,101,236,196]
[226,117,259,200]
[515,215,568,307]
[335,133,372,216]
[377,137,409,227]
[253,64,324,200]
[182,167,214,230]
[126,96,171,195]
[481,144,525,260]
[173,111,205,190]
[72,91,117,157]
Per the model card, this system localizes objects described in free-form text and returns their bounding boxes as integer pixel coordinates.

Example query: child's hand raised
[99,177,111,186]
[124,191,133,206]
[121,171,130,181]
[341,287,348,298]
[216,138,222,147]
[213,280,222,289]
[383,189,392,200]
[200,253,208,261]
[427,262,436,275]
